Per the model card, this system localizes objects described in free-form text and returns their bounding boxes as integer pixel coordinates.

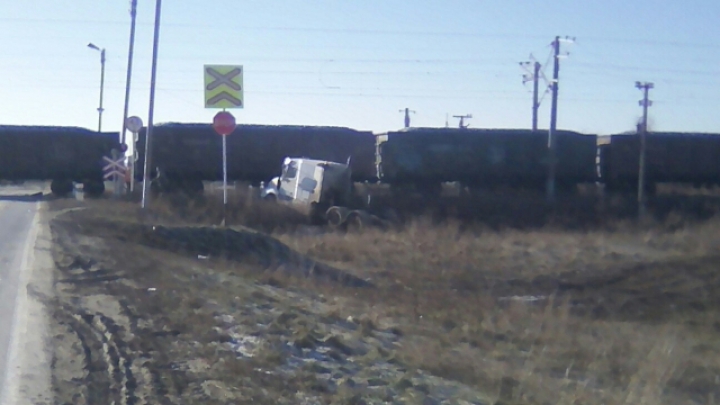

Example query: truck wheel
[83,180,105,198]
[346,211,364,233]
[50,179,73,197]
[325,206,349,230]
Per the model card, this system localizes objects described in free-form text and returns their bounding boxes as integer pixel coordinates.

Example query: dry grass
[61,189,720,404]
[269,212,720,404]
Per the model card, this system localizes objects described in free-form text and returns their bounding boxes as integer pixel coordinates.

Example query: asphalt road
[0,184,46,405]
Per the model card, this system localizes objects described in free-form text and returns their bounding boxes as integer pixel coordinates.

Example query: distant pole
[453,114,472,129]
[99,49,105,132]
[120,0,138,147]
[546,36,561,203]
[87,43,106,132]
[399,108,415,128]
[636,81,654,220]
[532,61,540,131]
[520,59,542,131]
[141,0,163,209]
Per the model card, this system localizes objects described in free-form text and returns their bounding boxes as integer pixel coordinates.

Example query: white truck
[261,157,390,230]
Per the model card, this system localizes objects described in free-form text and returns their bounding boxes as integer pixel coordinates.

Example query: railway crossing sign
[102,156,127,180]
[204,65,244,109]
[126,116,143,133]
[213,111,236,136]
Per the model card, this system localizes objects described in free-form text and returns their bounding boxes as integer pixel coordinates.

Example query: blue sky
[1,0,719,139]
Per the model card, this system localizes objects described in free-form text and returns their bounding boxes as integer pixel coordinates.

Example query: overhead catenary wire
[3,17,720,49]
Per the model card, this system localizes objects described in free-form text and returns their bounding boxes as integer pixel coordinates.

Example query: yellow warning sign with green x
[204,65,244,109]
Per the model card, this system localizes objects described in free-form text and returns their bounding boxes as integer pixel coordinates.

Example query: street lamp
[87,43,106,132]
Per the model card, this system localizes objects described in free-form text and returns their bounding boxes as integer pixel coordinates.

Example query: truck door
[278,159,299,200]
[295,161,319,203]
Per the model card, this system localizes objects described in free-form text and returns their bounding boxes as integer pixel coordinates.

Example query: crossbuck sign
[102,156,127,180]
[204,65,244,109]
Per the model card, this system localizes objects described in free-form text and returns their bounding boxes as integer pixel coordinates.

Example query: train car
[134,123,377,193]
[600,132,720,192]
[0,125,120,196]
[376,127,598,192]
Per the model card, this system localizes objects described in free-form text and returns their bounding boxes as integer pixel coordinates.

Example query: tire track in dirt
[49,216,184,405]
[53,274,142,405]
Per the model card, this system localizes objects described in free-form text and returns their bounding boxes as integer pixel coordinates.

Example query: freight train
[0,125,121,196]
[133,123,377,194]
[1,122,719,199]
[375,128,598,193]
[133,123,720,197]
[599,132,720,193]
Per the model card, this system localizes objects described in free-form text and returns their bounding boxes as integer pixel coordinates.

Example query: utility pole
[636,81,654,220]
[399,107,416,128]
[120,0,138,147]
[546,35,575,203]
[453,114,472,129]
[520,59,542,131]
[119,0,138,197]
[141,0,163,209]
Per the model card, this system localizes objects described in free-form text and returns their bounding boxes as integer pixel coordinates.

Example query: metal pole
[120,0,138,147]
[546,36,560,203]
[130,133,136,192]
[222,134,228,225]
[98,49,106,132]
[532,61,540,131]
[121,0,138,196]
[141,0,163,209]
[636,81,654,220]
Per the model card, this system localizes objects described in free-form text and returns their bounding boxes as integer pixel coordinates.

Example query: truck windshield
[282,162,298,180]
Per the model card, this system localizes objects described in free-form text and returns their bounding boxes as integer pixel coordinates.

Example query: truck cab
[261,157,354,223]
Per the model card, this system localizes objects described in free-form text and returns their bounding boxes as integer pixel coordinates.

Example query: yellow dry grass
[67,188,720,404]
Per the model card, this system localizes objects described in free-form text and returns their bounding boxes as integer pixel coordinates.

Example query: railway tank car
[0,125,120,196]
[134,123,377,193]
[600,131,720,193]
[375,127,598,193]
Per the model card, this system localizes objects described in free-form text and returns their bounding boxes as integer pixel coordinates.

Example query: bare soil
[46,192,720,405]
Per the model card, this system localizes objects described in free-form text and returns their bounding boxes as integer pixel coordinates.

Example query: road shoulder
[3,203,54,405]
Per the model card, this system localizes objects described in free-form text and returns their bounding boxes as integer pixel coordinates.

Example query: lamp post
[87,43,106,132]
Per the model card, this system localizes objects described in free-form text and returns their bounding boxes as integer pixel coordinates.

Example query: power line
[3,17,720,49]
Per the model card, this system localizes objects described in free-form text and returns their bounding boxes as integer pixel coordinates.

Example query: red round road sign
[213,111,236,136]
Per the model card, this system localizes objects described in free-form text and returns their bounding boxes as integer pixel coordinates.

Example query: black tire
[50,179,73,197]
[325,206,349,230]
[83,180,106,198]
[346,211,364,233]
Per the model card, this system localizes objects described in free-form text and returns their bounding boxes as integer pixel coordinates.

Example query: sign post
[212,111,236,225]
[126,116,144,193]
[205,64,243,226]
